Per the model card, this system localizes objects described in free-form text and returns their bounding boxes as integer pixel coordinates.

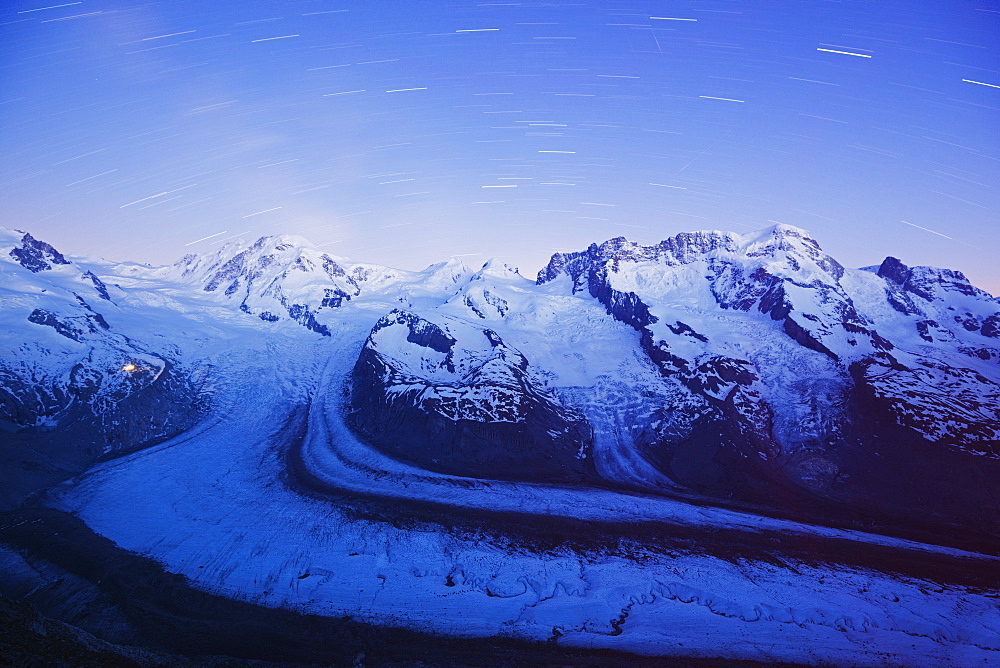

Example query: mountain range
[1,224,998,666]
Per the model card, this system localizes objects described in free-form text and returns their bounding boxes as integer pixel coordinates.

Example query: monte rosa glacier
[1,224,998,666]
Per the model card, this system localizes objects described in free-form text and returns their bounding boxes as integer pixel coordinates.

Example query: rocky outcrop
[81,271,112,302]
[8,232,71,273]
[27,304,109,342]
[348,311,593,482]
[877,256,1000,343]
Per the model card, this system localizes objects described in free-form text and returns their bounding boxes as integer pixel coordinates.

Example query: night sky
[2,1,998,292]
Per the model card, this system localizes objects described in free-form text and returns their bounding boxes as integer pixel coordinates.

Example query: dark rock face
[348,310,593,482]
[82,271,112,301]
[876,256,1000,351]
[879,256,986,302]
[27,307,109,342]
[984,315,1000,339]
[0,351,208,510]
[321,287,352,308]
[635,346,778,498]
[841,357,1000,538]
[8,232,71,273]
[589,279,658,330]
[852,355,1000,457]
[875,256,911,286]
[283,303,329,336]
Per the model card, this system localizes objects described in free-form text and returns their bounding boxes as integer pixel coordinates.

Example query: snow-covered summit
[159,234,522,333]
[536,223,999,361]
[3,228,72,273]
[157,234,360,334]
[2,227,115,305]
[523,223,1000,535]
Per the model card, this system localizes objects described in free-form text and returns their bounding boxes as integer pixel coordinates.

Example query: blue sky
[2,1,998,291]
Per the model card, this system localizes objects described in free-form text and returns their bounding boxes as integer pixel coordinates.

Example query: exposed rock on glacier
[349,310,594,481]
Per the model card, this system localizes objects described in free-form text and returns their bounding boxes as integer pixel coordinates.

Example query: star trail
[1,1,998,292]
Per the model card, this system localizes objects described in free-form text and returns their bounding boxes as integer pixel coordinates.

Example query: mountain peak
[758,222,814,239]
[877,255,988,303]
[5,229,72,273]
[474,258,521,280]
[422,256,473,273]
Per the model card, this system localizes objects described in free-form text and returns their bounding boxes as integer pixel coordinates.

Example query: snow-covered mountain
[533,225,1000,540]
[4,223,999,538]
[162,234,476,334]
[0,229,206,509]
[2,224,999,666]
